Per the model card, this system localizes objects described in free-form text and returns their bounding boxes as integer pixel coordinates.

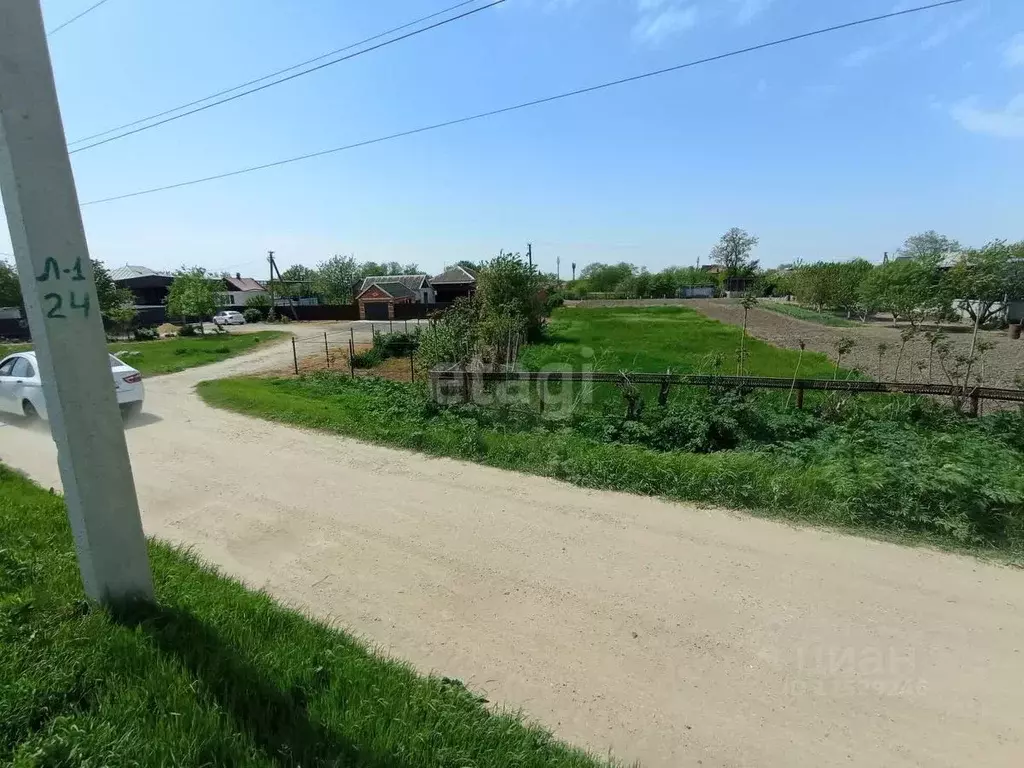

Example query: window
[10,358,33,378]
[0,358,16,376]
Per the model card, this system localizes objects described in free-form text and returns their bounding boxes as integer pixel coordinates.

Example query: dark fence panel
[0,317,30,340]
[393,302,452,320]
[291,304,360,321]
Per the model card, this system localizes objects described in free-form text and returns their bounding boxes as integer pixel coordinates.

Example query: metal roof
[109,265,173,281]
[431,265,477,284]
[358,274,428,294]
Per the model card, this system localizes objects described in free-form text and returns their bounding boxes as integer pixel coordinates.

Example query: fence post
[324,331,330,368]
[796,386,804,410]
[405,319,409,333]
[970,387,980,417]
[659,379,671,407]
[409,349,415,382]
[292,337,299,375]
[389,319,393,334]
[349,327,355,378]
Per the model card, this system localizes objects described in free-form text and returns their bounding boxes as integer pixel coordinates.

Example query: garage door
[364,302,389,320]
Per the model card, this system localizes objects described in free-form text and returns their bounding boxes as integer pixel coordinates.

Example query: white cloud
[920,10,979,50]
[632,5,698,46]
[1005,33,1024,68]
[950,94,1024,138]
[840,45,884,68]
[730,0,774,25]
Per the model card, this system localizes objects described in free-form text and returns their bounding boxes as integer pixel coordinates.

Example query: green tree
[859,257,944,328]
[313,255,359,303]
[710,228,759,278]
[0,258,22,308]
[946,241,1024,327]
[578,262,635,293]
[476,251,544,343]
[166,266,221,334]
[897,231,961,261]
[93,260,137,335]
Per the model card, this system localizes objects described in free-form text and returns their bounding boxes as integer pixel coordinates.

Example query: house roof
[358,274,428,294]
[110,265,173,282]
[431,265,477,285]
[357,281,416,300]
[224,276,265,292]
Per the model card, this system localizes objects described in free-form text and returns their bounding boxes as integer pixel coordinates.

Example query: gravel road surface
[1,324,1022,767]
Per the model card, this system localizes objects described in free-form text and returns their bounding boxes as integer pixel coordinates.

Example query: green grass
[199,374,1024,558]
[521,306,838,377]
[758,302,858,327]
[1,332,287,377]
[0,464,607,767]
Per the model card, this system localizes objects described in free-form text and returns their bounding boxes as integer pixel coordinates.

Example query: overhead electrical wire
[80,0,965,207]
[68,0,506,154]
[67,0,484,147]
[47,0,113,36]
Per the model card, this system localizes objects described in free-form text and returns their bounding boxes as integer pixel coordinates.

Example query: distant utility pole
[0,0,153,603]
[527,242,533,270]
[571,262,577,281]
[556,255,561,282]
[267,250,275,308]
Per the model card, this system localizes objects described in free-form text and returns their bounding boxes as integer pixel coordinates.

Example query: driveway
[1,327,1022,767]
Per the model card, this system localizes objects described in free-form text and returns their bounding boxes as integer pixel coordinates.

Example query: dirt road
[1,326,1022,767]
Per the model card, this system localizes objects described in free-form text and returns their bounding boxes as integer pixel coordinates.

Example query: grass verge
[0,464,607,767]
[758,302,858,327]
[199,374,1024,559]
[1,331,287,377]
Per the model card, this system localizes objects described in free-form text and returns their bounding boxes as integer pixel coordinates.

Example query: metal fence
[289,321,424,380]
[428,368,1024,416]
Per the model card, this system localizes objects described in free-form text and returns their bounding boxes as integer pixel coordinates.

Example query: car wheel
[22,400,38,420]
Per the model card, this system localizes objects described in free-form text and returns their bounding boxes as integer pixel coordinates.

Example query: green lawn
[0,464,607,767]
[521,306,838,377]
[0,332,286,377]
[759,302,858,327]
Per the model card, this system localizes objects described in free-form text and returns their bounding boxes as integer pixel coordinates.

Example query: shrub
[372,331,420,358]
[242,307,263,323]
[178,324,198,337]
[132,326,159,341]
[351,349,383,368]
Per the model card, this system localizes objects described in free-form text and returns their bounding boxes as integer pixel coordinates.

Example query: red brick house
[355,281,417,320]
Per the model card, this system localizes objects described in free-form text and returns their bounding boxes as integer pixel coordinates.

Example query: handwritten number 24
[44,291,90,319]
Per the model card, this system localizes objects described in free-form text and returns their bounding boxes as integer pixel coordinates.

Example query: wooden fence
[428,368,1024,416]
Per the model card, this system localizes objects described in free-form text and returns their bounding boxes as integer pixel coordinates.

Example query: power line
[81,0,964,207]
[47,0,113,36]
[67,0,483,147]
[69,0,506,154]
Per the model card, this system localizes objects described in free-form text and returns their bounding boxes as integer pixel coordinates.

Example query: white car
[213,310,246,326]
[0,351,145,421]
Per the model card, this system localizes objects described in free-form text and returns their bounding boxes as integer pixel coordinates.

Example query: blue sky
[2,0,1021,278]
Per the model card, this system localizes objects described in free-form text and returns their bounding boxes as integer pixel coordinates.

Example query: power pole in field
[267,250,276,311]
[0,0,153,603]
[556,255,561,282]
[527,242,533,271]
[572,262,577,281]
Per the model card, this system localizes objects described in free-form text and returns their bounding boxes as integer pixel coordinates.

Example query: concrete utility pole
[267,250,276,308]
[0,0,153,603]
[527,242,533,270]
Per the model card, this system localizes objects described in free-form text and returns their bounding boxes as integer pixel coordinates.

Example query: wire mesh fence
[288,321,426,381]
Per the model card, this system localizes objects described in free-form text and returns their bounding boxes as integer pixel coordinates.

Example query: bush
[242,307,263,323]
[132,326,159,341]
[351,349,383,368]
[178,324,198,337]
[372,330,420,358]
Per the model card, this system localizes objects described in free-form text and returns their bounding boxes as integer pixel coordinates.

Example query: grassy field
[199,373,1024,557]
[0,332,286,376]
[758,302,858,327]
[0,464,606,767]
[520,306,838,377]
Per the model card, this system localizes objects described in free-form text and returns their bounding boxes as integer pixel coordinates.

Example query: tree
[313,255,359,303]
[710,228,759,278]
[166,266,221,333]
[859,257,945,328]
[946,241,1024,327]
[93,260,137,335]
[578,262,635,293]
[476,251,544,342]
[0,258,22,308]
[897,231,961,261]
